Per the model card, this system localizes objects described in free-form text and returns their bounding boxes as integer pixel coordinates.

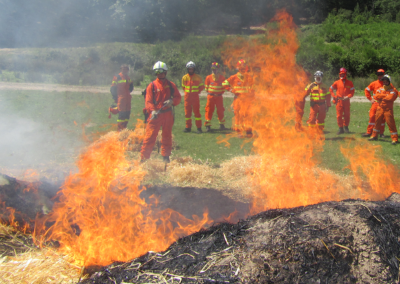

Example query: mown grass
[1,89,399,173]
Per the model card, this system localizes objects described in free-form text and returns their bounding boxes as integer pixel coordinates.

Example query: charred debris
[81,193,400,283]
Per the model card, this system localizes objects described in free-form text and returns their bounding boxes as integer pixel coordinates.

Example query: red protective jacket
[111,72,133,112]
[374,86,398,109]
[181,74,205,94]
[222,73,254,97]
[145,78,181,112]
[304,82,331,106]
[329,79,355,100]
[365,80,394,101]
[205,74,226,95]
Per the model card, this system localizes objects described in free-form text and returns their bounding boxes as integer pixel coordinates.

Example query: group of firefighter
[110,62,399,163]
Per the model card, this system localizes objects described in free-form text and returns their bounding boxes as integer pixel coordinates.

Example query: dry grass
[0,224,85,284]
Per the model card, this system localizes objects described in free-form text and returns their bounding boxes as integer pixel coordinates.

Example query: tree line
[1,0,400,48]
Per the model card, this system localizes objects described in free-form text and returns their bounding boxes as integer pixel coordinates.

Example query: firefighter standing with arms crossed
[329,68,355,134]
[204,62,227,132]
[368,75,398,145]
[362,69,390,138]
[140,61,181,163]
[222,59,254,138]
[110,64,134,131]
[182,61,205,133]
[304,71,331,136]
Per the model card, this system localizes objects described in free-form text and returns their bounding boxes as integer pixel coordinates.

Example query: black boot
[183,128,191,133]
[337,127,344,135]
[361,132,372,137]
[344,126,350,133]
[162,156,170,163]
[368,136,378,141]
[392,140,398,145]
[219,124,227,130]
[197,128,203,134]
[380,134,387,138]
[205,126,211,132]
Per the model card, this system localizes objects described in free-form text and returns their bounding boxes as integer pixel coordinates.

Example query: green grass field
[0,89,399,174]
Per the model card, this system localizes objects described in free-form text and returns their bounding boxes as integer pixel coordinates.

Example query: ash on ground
[81,193,400,283]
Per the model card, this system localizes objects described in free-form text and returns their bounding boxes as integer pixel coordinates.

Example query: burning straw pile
[0,223,84,283]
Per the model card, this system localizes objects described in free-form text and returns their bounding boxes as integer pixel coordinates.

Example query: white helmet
[186,61,196,69]
[382,74,391,83]
[153,61,168,74]
[314,70,323,83]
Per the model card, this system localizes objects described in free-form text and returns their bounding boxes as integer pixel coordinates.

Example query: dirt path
[1,82,395,103]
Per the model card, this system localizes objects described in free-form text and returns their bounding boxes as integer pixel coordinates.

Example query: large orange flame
[34,121,211,266]
[221,10,400,214]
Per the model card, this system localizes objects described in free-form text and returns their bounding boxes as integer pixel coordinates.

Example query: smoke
[0,94,84,175]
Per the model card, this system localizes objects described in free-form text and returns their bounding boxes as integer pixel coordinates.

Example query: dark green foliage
[297,17,400,84]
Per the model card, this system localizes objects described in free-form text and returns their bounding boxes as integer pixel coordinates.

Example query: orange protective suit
[329,79,355,127]
[182,73,204,129]
[140,78,181,160]
[111,72,133,130]
[304,82,331,132]
[370,86,398,142]
[222,73,254,132]
[364,80,393,135]
[204,74,226,127]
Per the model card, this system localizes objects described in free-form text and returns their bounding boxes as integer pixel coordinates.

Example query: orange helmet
[237,59,248,71]
[377,69,385,75]
[109,105,119,115]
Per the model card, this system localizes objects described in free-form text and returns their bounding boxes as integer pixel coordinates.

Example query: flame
[34,121,211,266]
[221,10,400,214]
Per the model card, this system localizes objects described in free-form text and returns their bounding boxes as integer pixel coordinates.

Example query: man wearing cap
[362,69,391,138]
[329,68,355,134]
[204,62,226,132]
[110,64,134,131]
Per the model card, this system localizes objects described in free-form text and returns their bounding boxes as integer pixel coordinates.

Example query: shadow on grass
[325,137,356,141]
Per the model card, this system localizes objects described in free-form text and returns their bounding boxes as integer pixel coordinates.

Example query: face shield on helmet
[314,71,323,83]
[152,61,168,75]
[381,74,391,85]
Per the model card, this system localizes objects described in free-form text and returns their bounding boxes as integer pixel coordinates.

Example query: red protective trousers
[335,99,351,127]
[185,93,202,128]
[140,111,174,159]
[307,103,326,130]
[232,96,252,132]
[367,102,386,134]
[372,108,398,141]
[205,94,225,126]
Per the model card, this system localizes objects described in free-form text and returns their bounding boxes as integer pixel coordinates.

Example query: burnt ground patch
[81,193,400,284]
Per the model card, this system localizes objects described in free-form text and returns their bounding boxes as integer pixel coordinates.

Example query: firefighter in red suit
[110,64,133,131]
[329,68,355,135]
[140,61,181,163]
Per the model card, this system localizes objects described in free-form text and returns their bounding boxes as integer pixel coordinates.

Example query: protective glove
[163,99,173,108]
[151,110,158,120]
